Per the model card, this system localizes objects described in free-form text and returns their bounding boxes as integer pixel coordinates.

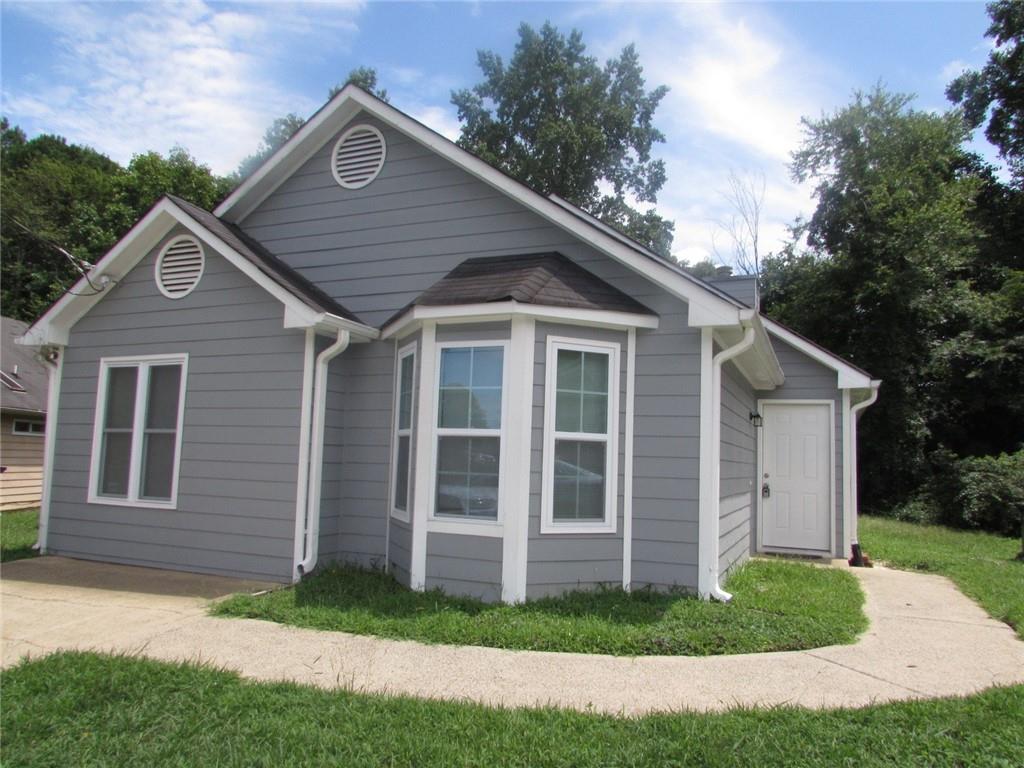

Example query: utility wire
[4,215,115,295]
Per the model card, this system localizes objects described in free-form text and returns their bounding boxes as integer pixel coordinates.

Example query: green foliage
[452,22,674,256]
[860,515,1024,637]
[215,558,866,656]
[947,0,1024,182]
[329,65,389,101]
[1,121,233,323]
[0,509,39,562]
[5,652,1024,767]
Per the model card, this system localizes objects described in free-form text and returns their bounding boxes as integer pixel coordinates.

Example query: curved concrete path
[3,556,1022,714]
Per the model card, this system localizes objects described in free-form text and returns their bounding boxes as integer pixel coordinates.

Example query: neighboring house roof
[1,317,47,414]
[408,252,656,316]
[167,195,362,323]
[21,196,379,347]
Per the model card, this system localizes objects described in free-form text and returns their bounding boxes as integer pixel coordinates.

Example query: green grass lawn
[860,516,1024,639]
[3,652,1022,767]
[215,558,867,656]
[1,508,39,562]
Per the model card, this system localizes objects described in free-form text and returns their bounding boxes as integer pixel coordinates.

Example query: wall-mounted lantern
[749,411,764,428]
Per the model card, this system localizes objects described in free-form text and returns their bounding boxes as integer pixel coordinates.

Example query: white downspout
[702,325,756,603]
[848,382,880,557]
[297,328,350,577]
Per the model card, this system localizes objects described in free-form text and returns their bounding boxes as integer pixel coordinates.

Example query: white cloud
[408,104,462,142]
[940,58,970,84]
[1,1,365,174]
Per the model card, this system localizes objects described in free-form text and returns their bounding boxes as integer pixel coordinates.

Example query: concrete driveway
[3,555,1023,714]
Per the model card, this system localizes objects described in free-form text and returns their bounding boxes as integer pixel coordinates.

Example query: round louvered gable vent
[156,236,205,299]
[331,124,386,189]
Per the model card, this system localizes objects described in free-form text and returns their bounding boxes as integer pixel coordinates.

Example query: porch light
[749,411,764,428]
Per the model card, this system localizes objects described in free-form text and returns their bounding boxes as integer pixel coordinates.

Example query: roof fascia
[215,86,744,329]
[762,316,872,389]
[381,301,659,340]
[22,198,377,347]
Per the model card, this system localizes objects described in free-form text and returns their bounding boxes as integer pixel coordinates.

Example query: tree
[451,22,674,256]
[947,0,1024,182]
[237,67,389,180]
[712,169,766,276]
[764,87,984,510]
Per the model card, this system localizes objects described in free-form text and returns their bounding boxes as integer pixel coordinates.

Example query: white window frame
[427,339,510,537]
[390,341,417,522]
[12,418,45,436]
[88,353,188,510]
[541,336,620,534]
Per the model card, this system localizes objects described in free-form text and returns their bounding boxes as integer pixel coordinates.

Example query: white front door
[761,402,832,552]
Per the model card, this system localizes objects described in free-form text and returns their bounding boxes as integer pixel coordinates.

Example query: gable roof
[20,196,378,347]
[409,252,655,316]
[1,317,47,414]
[214,85,749,329]
[762,316,874,389]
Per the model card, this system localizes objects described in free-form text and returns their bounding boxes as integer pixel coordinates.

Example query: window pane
[582,352,609,392]
[394,435,410,510]
[556,350,582,390]
[438,435,469,472]
[581,394,608,433]
[470,389,501,429]
[146,365,182,429]
[440,348,471,387]
[398,355,415,430]
[141,432,176,500]
[468,436,500,474]
[99,432,132,497]
[555,391,581,432]
[471,347,503,387]
[439,388,470,428]
[436,436,499,520]
[104,367,137,429]
[552,439,606,521]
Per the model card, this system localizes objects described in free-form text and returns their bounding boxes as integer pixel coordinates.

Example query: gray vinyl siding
[527,323,626,599]
[317,342,344,564]
[389,518,412,585]
[48,227,306,581]
[761,336,845,555]
[240,113,706,593]
[719,360,756,575]
[425,532,502,602]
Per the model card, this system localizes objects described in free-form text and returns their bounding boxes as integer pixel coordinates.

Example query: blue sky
[1,1,996,264]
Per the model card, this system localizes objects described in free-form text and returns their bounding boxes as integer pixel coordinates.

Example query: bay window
[391,342,416,520]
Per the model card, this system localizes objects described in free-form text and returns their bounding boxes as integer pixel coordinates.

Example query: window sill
[540,520,617,535]
[390,508,411,524]
[426,517,503,538]
[87,494,177,511]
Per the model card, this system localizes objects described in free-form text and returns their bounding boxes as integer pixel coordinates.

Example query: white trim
[214,86,745,330]
[20,197,379,349]
[389,341,417,523]
[841,388,853,559]
[382,301,658,340]
[11,418,45,436]
[697,329,715,597]
[849,382,881,548]
[292,329,316,581]
[87,353,189,510]
[540,336,620,535]
[409,321,436,590]
[427,339,511,537]
[622,327,636,590]
[154,235,205,299]
[35,348,63,553]
[755,398,837,557]
[330,124,387,190]
[501,316,534,603]
[763,317,872,390]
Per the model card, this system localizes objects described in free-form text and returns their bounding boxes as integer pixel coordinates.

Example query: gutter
[699,325,756,603]
[295,327,351,578]
[848,381,881,566]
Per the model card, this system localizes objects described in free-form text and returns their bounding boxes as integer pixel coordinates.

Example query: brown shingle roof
[389,252,656,327]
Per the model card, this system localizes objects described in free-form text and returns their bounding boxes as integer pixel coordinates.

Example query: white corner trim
[622,327,636,590]
[763,317,871,390]
[409,321,437,590]
[841,388,853,560]
[848,382,881,548]
[389,340,418,524]
[86,353,189,511]
[539,335,620,535]
[292,329,317,581]
[381,301,658,340]
[214,86,744,329]
[35,348,64,553]
[501,315,534,603]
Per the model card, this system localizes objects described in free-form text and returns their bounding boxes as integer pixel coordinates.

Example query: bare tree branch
[712,169,766,276]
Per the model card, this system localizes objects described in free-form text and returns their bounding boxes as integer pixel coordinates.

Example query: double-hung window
[391,343,416,520]
[434,344,505,521]
[542,338,618,533]
[89,354,187,508]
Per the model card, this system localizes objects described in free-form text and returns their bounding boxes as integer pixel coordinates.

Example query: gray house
[20,87,879,602]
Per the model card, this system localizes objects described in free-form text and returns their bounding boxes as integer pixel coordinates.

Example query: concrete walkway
[2,556,1022,715]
